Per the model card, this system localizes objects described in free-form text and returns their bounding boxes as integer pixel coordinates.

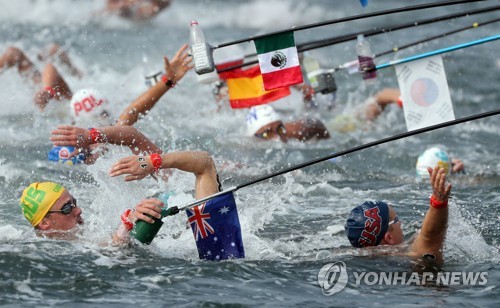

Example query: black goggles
[48,198,77,215]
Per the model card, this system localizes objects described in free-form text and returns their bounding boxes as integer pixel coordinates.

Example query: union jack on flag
[187,203,215,241]
[185,192,245,261]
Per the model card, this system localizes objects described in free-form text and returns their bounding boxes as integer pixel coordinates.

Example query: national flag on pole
[223,65,291,109]
[186,192,245,261]
[216,59,245,81]
[254,32,303,91]
[395,55,455,131]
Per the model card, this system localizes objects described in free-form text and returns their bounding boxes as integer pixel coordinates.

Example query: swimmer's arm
[374,88,400,108]
[408,166,451,264]
[284,119,330,141]
[115,44,192,126]
[51,125,162,155]
[110,151,220,199]
[115,80,170,126]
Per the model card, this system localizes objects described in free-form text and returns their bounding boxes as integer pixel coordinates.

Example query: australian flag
[186,192,245,261]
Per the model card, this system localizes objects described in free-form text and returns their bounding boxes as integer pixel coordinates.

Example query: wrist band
[161,74,175,88]
[150,153,162,172]
[430,195,448,209]
[89,128,106,143]
[44,86,56,98]
[121,209,134,231]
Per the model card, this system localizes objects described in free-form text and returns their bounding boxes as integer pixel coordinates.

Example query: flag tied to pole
[222,64,291,109]
[186,192,245,261]
[395,55,455,131]
[254,31,303,90]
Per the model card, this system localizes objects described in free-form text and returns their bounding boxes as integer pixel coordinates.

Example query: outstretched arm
[284,118,330,141]
[409,166,451,263]
[50,125,162,159]
[363,88,401,121]
[109,151,220,199]
[116,44,192,126]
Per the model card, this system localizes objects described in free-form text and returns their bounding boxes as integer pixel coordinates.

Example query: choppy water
[0,0,499,306]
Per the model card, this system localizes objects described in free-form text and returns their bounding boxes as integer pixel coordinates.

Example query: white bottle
[302,53,321,88]
[356,34,377,85]
[142,53,162,88]
[190,20,215,75]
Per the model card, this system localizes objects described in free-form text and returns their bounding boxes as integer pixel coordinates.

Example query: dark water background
[0,0,499,306]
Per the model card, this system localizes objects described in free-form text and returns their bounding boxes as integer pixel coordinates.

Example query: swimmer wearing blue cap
[345,166,451,264]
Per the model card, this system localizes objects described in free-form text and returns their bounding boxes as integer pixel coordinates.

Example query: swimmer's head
[416,147,450,180]
[70,88,109,126]
[345,201,390,248]
[246,105,281,136]
[20,182,66,227]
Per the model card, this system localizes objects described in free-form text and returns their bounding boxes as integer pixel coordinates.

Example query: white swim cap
[416,147,451,179]
[246,105,281,136]
[70,88,108,126]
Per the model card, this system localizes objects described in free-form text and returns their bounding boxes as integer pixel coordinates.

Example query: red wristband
[396,96,403,108]
[121,209,134,231]
[89,128,106,143]
[430,195,448,209]
[150,153,162,172]
[161,74,175,88]
[44,86,56,98]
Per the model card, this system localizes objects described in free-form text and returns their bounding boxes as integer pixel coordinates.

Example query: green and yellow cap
[20,182,65,227]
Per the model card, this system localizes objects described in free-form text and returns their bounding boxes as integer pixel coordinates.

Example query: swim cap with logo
[345,201,390,248]
[70,88,108,126]
[48,146,86,165]
[20,182,65,227]
[246,105,281,136]
[416,147,450,180]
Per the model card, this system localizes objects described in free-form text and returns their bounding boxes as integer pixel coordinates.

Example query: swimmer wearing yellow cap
[20,182,84,239]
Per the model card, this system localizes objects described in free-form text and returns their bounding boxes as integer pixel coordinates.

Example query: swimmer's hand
[50,125,96,158]
[164,44,193,84]
[428,166,452,203]
[131,198,164,223]
[109,155,154,181]
[51,125,93,148]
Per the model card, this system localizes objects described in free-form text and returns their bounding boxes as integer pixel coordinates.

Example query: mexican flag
[254,32,303,91]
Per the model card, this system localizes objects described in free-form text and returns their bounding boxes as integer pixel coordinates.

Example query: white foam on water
[445,200,499,263]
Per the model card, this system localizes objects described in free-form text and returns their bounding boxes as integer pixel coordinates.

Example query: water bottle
[142,53,163,88]
[130,192,179,245]
[303,54,321,77]
[356,34,377,85]
[190,20,215,75]
[302,53,337,96]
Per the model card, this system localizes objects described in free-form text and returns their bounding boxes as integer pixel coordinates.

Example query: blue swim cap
[48,146,86,165]
[345,201,390,248]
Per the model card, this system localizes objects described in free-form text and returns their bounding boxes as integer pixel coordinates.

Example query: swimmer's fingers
[124,174,149,182]
[51,126,90,148]
[429,166,451,202]
[173,44,189,61]
[109,155,153,178]
[132,199,163,223]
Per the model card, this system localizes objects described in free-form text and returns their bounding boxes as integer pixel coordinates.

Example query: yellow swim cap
[20,182,65,227]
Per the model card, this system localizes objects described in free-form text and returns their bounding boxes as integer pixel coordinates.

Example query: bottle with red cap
[190,20,215,75]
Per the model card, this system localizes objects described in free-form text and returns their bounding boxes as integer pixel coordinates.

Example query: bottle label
[191,43,215,74]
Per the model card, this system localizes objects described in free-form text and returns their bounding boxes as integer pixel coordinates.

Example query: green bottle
[130,192,179,245]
